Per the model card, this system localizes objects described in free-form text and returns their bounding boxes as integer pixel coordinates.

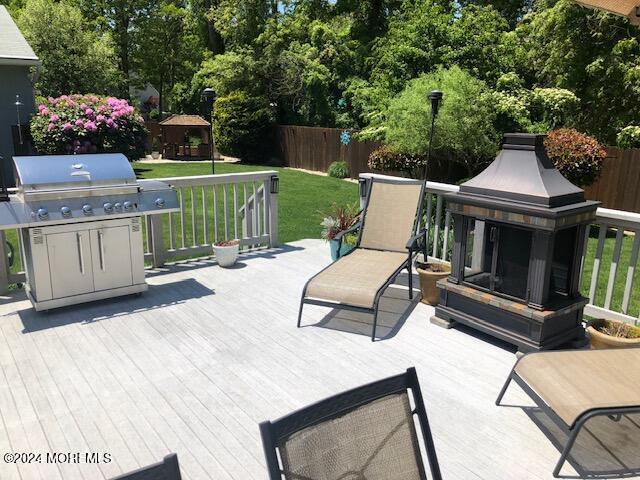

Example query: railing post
[0,231,10,293]
[147,215,165,267]
[268,175,279,247]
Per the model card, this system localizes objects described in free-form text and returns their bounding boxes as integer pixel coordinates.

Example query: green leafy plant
[328,160,350,179]
[319,202,360,241]
[544,128,605,187]
[616,126,640,149]
[212,91,274,162]
[368,145,426,178]
[30,94,147,160]
[383,67,500,177]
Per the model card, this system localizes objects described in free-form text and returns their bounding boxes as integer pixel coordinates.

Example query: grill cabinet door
[46,231,95,298]
[90,225,133,291]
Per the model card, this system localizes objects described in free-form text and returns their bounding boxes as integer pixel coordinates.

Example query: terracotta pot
[416,263,450,306]
[587,319,640,349]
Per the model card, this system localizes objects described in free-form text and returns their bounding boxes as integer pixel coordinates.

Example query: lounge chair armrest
[334,222,362,241]
[406,228,427,250]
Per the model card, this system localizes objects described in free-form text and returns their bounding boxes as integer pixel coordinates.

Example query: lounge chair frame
[297,177,428,341]
[259,367,442,480]
[496,351,640,477]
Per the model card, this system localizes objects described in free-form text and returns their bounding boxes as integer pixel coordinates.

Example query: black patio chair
[109,453,182,480]
[259,367,442,480]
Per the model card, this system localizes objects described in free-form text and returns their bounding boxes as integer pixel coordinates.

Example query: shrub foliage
[544,128,605,187]
[212,91,275,162]
[30,95,147,160]
[328,161,350,179]
[616,126,640,149]
[368,145,426,178]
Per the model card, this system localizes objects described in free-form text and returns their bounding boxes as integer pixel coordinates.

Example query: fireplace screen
[464,219,533,301]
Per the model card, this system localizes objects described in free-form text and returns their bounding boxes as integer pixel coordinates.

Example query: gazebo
[159,114,212,160]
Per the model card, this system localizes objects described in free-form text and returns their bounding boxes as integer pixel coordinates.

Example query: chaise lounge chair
[259,367,442,480]
[496,348,640,477]
[298,176,428,341]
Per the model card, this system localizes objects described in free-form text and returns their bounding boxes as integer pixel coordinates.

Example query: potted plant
[320,202,360,261]
[213,239,240,267]
[587,318,640,349]
[415,259,450,306]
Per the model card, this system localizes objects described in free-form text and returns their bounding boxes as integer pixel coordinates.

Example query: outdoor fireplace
[431,133,599,352]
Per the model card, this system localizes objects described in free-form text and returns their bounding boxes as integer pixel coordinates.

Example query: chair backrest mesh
[359,180,423,252]
[278,392,425,480]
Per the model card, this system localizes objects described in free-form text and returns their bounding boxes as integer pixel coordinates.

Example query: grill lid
[14,153,136,191]
[459,133,585,208]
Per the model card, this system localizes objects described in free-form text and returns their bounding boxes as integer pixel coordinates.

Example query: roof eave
[0,57,40,66]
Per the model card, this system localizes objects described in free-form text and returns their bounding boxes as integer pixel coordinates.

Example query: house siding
[0,65,36,185]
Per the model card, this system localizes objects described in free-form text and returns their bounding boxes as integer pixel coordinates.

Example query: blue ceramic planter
[329,239,354,261]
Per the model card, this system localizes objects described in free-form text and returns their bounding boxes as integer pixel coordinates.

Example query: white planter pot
[213,243,239,267]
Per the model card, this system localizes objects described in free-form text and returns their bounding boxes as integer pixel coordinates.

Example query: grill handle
[98,231,105,271]
[76,232,85,274]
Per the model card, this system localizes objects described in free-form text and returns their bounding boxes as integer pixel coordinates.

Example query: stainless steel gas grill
[0,153,179,311]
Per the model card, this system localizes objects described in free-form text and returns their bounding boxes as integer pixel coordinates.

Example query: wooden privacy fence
[276,125,382,178]
[584,147,640,213]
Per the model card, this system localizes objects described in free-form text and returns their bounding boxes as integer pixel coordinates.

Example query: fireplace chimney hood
[459,133,592,211]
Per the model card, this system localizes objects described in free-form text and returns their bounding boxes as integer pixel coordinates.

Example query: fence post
[147,215,165,267]
[0,231,10,293]
[268,175,279,247]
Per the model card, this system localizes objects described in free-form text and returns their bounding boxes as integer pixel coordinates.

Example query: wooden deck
[0,239,638,480]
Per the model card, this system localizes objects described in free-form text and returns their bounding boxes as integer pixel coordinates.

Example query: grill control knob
[60,206,71,218]
[37,208,49,220]
[103,202,114,213]
[155,198,165,208]
[114,202,122,211]
[82,204,93,215]
[123,201,133,211]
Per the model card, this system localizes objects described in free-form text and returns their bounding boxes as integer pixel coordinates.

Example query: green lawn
[581,231,640,319]
[132,161,359,245]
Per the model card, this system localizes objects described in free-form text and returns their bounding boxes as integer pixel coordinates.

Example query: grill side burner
[7,153,179,311]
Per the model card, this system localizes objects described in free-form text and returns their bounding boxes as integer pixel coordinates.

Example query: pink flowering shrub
[30,94,147,160]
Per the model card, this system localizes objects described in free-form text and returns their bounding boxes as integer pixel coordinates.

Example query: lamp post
[424,90,443,181]
[201,87,217,174]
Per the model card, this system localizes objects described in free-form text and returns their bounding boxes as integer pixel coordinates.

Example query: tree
[71,0,155,82]
[384,67,500,176]
[443,4,523,85]
[135,1,204,115]
[521,0,640,142]
[18,0,123,96]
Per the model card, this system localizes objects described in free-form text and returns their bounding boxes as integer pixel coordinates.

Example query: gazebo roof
[159,114,210,127]
[575,0,640,25]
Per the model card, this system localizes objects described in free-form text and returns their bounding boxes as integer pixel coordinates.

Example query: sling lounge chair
[259,367,442,480]
[496,348,640,477]
[298,176,427,341]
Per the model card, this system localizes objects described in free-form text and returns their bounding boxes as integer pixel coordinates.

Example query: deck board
[0,239,637,480]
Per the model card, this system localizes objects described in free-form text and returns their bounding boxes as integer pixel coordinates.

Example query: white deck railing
[0,171,279,291]
[360,173,640,326]
[144,171,279,266]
